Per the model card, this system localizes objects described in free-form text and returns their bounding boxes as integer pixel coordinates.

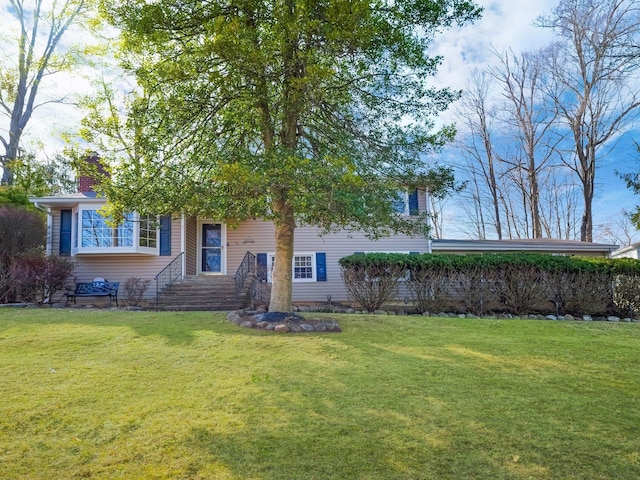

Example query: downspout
[181,212,186,277]
[46,207,53,256]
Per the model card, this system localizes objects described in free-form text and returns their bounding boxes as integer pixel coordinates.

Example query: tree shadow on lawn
[0,308,241,345]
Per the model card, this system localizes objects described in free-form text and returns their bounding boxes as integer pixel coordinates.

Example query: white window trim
[267,252,317,283]
[71,204,159,255]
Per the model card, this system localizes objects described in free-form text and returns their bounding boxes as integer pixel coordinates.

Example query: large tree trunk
[269,191,295,312]
[1,133,20,185]
[529,158,542,238]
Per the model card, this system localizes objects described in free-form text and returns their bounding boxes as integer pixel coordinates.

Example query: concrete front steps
[152,275,249,311]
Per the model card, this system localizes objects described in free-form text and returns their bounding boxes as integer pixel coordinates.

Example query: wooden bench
[66,281,120,307]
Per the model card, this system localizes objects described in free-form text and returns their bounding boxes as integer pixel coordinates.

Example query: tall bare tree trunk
[458,72,504,239]
[540,0,640,241]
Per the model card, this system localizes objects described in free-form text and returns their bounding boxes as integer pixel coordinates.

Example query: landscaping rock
[546,315,558,321]
[300,324,315,332]
[607,316,620,322]
[274,324,290,333]
[227,311,243,324]
[582,315,593,321]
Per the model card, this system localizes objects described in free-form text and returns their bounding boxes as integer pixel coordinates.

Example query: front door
[200,223,224,274]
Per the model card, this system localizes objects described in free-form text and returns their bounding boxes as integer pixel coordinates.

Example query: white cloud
[431,0,558,92]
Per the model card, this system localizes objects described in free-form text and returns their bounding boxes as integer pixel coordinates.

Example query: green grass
[1,310,639,479]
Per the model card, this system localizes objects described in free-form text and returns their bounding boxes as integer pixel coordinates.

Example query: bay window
[72,205,159,255]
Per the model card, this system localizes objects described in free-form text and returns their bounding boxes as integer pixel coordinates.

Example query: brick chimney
[78,153,109,193]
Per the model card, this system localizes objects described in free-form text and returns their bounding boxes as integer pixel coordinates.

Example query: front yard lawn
[1,309,639,479]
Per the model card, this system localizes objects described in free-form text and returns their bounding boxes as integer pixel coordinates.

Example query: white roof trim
[432,239,619,253]
[29,193,106,208]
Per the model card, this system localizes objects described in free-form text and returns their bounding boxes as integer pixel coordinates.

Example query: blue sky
[428,0,640,242]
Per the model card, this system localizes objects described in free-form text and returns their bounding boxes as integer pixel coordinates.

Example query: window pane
[80,210,134,248]
[294,255,313,279]
[139,215,157,248]
[392,191,408,214]
[117,214,134,247]
[82,210,110,247]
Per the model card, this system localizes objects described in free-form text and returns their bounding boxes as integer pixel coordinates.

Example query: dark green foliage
[339,253,640,315]
[88,0,482,311]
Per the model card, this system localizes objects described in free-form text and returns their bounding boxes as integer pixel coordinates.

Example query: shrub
[340,253,408,312]
[341,252,640,317]
[9,253,75,304]
[490,256,550,315]
[614,274,640,317]
[123,277,152,307]
[407,265,452,313]
[0,205,46,303]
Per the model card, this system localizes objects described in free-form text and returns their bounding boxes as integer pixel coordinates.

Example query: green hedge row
[339,253,640,315]
[339,252,640,274]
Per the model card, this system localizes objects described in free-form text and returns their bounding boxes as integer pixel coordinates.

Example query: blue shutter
[408,190,419,216]
[257,253,267,282]
[59,209,72,256]
[159,215,171,256]
[316,252,327,282]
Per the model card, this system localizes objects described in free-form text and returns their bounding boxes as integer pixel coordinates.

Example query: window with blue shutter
[159,215,171,256]
[60,209,72,256]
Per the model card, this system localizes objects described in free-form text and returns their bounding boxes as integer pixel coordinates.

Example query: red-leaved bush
[0,206,47,303]
[8,253,75,304]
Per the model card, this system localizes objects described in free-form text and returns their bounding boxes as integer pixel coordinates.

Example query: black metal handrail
[234,251,256,295]
[155,252,184,303]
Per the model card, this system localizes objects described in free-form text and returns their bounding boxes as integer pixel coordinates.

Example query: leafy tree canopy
[90,0,482,311]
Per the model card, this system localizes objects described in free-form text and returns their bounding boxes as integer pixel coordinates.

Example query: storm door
[200,223,223,273]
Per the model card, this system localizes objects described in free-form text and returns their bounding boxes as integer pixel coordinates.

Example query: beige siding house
[30,187,431,304]
[30,161,618,307]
